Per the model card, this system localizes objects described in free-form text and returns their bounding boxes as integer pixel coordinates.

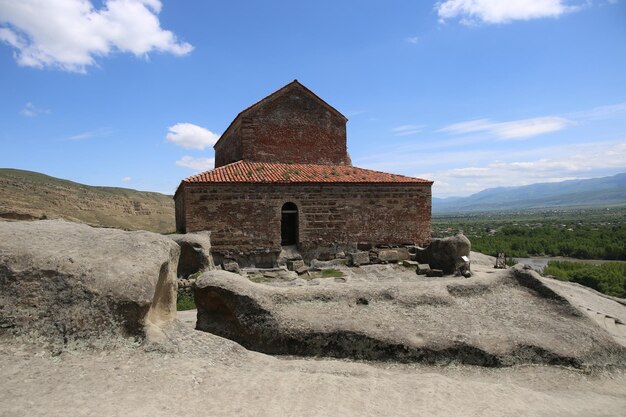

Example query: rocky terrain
[1,219,626,416]
[194,260,626,368]
[0,169,174,233]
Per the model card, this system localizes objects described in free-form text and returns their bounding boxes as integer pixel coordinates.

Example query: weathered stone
[373,248,410,263]
[263,271,278,278]
[402,260,418,268]
[193,268,626,367]
[335,251,346,259]
[426,269,444,277]
[347,251,370,266]
[170,232,214,278]
[222,260,240,273]
[310,258,348,269]
[426,234,471,275]
[295,266,309,275]
[0,220,179,349]
[416,264,430,275]
[286,260,305,271]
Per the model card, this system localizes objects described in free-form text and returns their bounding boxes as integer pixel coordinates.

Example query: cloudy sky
[1,0,625,197]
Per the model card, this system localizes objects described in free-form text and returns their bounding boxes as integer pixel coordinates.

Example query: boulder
[426,234,471,275]
[347,251,370,266]
[170,232,214,278]
[0,220,179,349]
[193,268,626,367]
[416,263,430,275]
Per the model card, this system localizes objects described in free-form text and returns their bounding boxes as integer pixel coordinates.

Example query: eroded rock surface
[0,220,179,350]
[194,265,626,368]
[170,232,214,277]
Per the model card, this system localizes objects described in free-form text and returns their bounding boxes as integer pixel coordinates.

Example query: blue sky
[1,0,625,197]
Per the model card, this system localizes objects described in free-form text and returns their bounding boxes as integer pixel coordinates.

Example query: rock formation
[170,232,214,277]
[0,220,179,350]
[194,266,626,368]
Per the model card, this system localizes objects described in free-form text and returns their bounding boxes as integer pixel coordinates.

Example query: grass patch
[320,268,344,278]
[544,260,626,298]
[176,292,196,311]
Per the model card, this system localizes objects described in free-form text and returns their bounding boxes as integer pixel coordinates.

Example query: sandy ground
[2,254,626,417]
[2,312,626,417]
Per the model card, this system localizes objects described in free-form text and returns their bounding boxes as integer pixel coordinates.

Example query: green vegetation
[320,269,344,278]
[433,207,626,260]
[544,261,626,298]
[176,292,196,311]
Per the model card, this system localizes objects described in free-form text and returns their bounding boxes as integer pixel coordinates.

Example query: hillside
[0,169,175,233]
[433,173,626,214]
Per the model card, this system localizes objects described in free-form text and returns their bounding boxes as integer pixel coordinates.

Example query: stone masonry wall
[176,183,431,261]
[214,119,243,168]
[214,87,350,168]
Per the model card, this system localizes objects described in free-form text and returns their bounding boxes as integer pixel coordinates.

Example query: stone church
[174,80,432,266]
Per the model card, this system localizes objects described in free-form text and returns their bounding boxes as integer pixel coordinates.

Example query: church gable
[214,81,350,167]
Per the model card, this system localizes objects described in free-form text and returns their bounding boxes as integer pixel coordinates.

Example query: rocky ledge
[194,263,626,368]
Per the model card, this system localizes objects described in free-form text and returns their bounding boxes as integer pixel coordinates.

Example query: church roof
[180,161,432,186]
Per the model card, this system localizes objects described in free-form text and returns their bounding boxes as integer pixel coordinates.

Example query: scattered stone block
[374,248,410,263]
[286,259,305,271]
[426,269,444,277]
[263,271,278,278]
[347,251,370,266]
[416,264,430,275]
[295,266,309,275]
[402,260,418,268]
[222,260,240,273]
[335,251,346,259]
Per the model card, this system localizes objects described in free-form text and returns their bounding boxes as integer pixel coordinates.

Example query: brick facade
[214,81,350,168]
[176,182,431,265]
[174,80,433,266]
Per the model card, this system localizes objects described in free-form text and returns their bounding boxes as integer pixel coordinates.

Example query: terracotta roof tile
[181,161,432,185]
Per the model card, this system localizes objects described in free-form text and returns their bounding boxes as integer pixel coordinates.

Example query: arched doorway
[281,202,298,246]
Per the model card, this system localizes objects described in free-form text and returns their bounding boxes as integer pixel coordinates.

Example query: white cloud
[391,124,424,136]
[436,0,580,25]
[176,156,214,172]
[20,101,49,117]
[121,176,131,182]
[65,128,112,140]
[567,102,626,121]
[439,116,572,139]
[405,36,419,44]
[166,123,219,150]
[0,0,193,72]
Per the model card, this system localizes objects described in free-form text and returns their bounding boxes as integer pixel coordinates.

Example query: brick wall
[175,183,431,262]
[214,119,243,168]
[214,87,350,168]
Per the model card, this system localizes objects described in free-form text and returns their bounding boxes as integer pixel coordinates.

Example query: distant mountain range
[433,173,626,214]
[0,169,175,233]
